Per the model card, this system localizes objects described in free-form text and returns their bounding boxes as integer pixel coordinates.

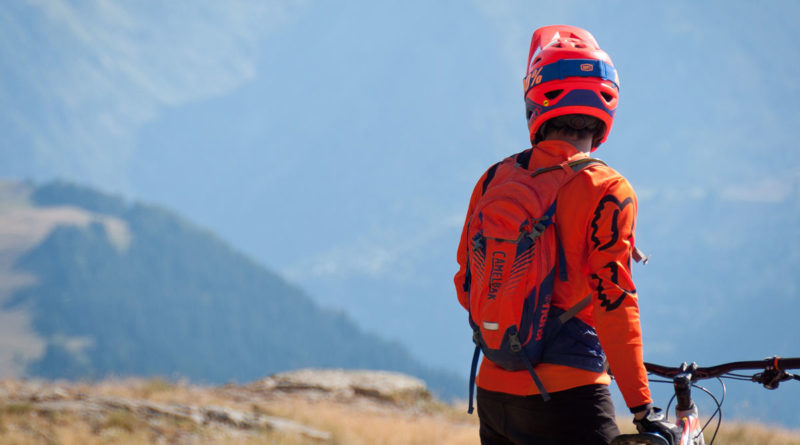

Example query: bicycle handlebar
[616,356,800,445]
[644,356,800,382]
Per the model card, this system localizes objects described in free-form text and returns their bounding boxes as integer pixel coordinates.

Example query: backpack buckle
[472,330,481,347]
[526,217,549,242]
[509,332,522,352]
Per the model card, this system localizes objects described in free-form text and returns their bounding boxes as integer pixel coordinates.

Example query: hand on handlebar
[633,407,683,445]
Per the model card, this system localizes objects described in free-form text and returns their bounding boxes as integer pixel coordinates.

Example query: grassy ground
[0,378,798,444]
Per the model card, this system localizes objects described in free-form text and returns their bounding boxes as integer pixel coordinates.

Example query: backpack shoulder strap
[515,148,534,170]
[558,294,592,324]
[480,149,538,195]
[540,157,606,322]
[530,157,606,179]
[481,161,501,195]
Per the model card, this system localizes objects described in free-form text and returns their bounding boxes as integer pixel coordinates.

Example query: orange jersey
[455,140,652,411]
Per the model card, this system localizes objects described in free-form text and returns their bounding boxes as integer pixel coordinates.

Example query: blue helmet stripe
[525,59,619,93]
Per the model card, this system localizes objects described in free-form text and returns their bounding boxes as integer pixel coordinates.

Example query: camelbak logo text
[487,251,506,300]
[535,301,550,341]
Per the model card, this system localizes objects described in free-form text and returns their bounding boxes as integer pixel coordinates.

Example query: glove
[633,407,683,445]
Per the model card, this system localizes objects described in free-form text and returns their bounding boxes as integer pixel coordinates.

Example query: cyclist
[454,25,681,444]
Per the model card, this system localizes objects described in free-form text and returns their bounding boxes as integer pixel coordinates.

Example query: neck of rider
[543,129,594,154]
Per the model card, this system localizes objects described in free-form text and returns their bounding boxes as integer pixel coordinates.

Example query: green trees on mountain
[6,182,460,396]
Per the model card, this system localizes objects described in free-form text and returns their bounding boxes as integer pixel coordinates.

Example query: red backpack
[465,149,604,413]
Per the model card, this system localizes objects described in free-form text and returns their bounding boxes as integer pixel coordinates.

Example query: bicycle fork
[674,364,705,445]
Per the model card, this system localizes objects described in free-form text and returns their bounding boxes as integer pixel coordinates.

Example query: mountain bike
[611,356,800,445]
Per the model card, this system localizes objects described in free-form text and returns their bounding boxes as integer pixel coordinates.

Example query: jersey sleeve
[454,162,500,310]
[587,176,653,411]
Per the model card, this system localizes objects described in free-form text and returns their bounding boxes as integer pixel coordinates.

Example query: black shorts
[477,384,620,445]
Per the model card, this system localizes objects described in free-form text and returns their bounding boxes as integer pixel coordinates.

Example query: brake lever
[753,370,795,389]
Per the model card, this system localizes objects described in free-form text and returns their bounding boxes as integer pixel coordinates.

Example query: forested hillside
[2,181,461,397]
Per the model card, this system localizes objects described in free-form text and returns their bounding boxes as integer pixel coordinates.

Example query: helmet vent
[544,89,563,100]
[601,92,614,103]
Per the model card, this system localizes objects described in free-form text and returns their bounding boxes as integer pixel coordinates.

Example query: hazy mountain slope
[0,181,462,398]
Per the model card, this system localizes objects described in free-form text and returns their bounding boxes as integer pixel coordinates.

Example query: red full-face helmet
[524,25,619,150]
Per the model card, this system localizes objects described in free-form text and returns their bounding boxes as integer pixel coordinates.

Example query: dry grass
[260,398,478,445]
[712,422,800,445]
[1,379,799,445]
[0,406,145,445]
[0,380,478,445]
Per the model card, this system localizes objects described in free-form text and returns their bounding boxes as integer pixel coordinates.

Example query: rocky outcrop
[250,368,432,404]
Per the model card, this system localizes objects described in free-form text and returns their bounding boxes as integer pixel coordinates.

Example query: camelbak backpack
[464,149,605,413]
